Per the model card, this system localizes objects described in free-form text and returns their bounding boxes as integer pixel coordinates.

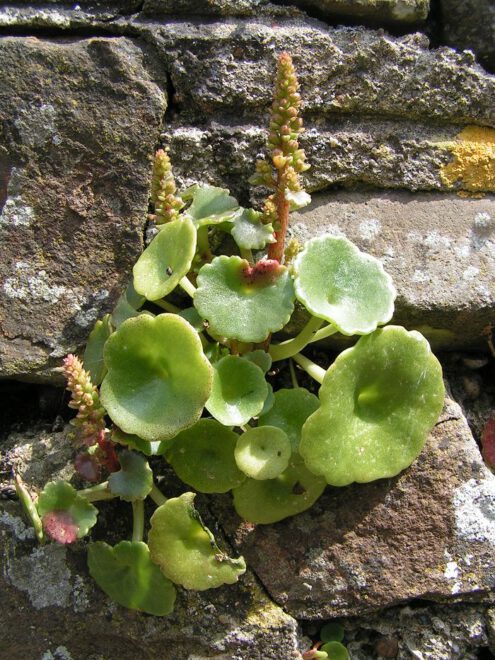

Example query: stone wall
[0,2,494,658]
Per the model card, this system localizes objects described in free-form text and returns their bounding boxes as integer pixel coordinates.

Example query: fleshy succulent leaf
[259,382,275,416]
[241,349,272,374]
[293,235,396,336]
[285,189,311,211]
[133,216,197,301]
[112,428,168,456]
[166,419,245,493]
[232,454,326,524]
[100,315,213,441]
[320,642,349,660]
[231,208,276,250]
[234,426,291,480]
[83,314,113,386]
[320,622,345,643]
[205,355,268,426]
[182,184,240,227]
[37,481,98,543]
[300,326,445,486]
[179,307,205,332]
[259,387,320,452]
[148,492,246,590]
[194,256,295,343]
[108,450,153,501]
[88,540,176,616]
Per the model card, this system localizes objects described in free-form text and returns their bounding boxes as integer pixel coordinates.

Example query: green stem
[240,248,253,263]
[197,226,213,261]
[292,353,326,385]
[269,316,323,362]
[289,359,299,388]
[309,323,339,343]
[179,276,197,298]
[78,481,114,503]
[149,483,168,507]
[14,474,44,543]
[154,298,180,313]
[132,500,144,543]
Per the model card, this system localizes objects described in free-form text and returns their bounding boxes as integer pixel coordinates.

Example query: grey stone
[289,190,495,350]
[441,0,495,73]
[164,119,495,203]
[291,0,430,24]
[0,36,166,382]
[0,427,302,660]
[215,395,495,618]
[141,0,301,18]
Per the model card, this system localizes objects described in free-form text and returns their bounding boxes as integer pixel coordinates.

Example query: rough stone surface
[441,0,495,73]
[149,22,495,126]
[214,395,495,618]
[142,0,301,18]
[0,37,166,382]
[0,425,302,660]
[291,0,430,23]
[164,120,495,206]
[319,602,493,659]
[289,190,495,349]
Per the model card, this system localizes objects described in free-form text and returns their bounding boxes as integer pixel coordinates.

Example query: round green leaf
[259,387,320,452]
[194,256,295,343]
[320,622,345,643]
[37,481,98,543]
[179,307,205,332]
[88,540,176,616]
[300,326,445,486]
[83,314,113,385]
[148,492,246,590]
[232,454,326,524]
[259,382,275,417]
[108,450,153,501]
[235,426,291,480]
[242,349,272,374]
[231,208,276,250]
[206,355,268,426]
[320,642,349,660]
[100,314,213,441]
[133,217,197,301]
[182,184,239,227]
[166,419,245,493]
[293,235,396,335]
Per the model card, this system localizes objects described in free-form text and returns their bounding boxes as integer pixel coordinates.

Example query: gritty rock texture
[291,0,429,23]
[0,37,166,382]
[215,396,495,618]
[141,0,301,17]
[0,427,301,660]
[441,0,495,73]
[288,190,495,349]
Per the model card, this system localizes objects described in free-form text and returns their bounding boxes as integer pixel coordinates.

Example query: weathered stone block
[0,37,166,382]
[292,0,430,23]
[441,0,495,72]
[215,395,495,618]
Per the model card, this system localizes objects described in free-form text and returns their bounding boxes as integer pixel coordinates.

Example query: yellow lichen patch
[440,126,495,193]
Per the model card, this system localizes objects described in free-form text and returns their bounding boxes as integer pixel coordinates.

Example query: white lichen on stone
[424,231,452,251]
[41,646,74,660]
[0,511,35,541]
[14,103,62,148]
[7,544,72,609]
[462,266,480,281]
[412,269,429,283]
[359,218,381,241]
[4,262,71,304]
[0,196,34,228]
[453,478,495,544]
[474,211,492,229]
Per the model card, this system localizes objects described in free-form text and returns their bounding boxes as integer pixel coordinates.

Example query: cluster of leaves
[15,53,445,617]
[303,622,349,660]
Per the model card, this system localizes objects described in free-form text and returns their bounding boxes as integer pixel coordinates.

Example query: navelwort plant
[16,53,445,616]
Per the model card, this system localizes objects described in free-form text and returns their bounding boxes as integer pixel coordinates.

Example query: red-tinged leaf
[482,417,495,469]
[97,431,120,473]
[42,510,78,544]
[74,452,101,482]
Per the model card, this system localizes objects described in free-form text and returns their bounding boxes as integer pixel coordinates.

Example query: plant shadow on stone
[14,53,445,617]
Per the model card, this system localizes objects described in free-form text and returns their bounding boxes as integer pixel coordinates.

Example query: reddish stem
[267,170,290,263]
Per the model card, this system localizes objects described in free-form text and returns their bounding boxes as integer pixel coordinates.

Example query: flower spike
[150,148,185,224]
[63,354,106,446]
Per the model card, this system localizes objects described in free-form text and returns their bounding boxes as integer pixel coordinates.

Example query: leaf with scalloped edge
[205,355,268,426]
[166,419,245,493]
[108,450,153,501]
[235,426,291,480]
[100,315,213,441]
[182,184,240,227]
[259,387,320,452]
[133,216,196,301]
[83,314,113,385]
[232,454,326,524]
[241,349,272,374]
[300,326,445,486]
[231,208,276,249]
[194,256,295,343]
[37,481,98,544]
[88,540,176,615]
[148,492,246,590]
[293,235,396,336]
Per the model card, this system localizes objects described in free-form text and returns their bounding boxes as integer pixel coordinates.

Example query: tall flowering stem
[252,53,310,263]
[63,354,106,446]
[150,148,184,224]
